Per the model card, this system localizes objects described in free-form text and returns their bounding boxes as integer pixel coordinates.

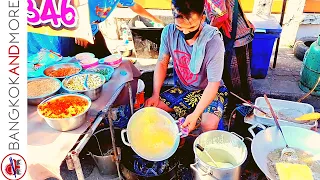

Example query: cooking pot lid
[124,107,180,161]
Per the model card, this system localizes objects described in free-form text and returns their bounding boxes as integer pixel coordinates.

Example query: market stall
[27,59,140,180]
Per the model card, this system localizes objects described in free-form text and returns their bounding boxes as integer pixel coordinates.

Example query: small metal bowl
[37,93,92,132]
[27,77,62,106]
[61,72,106,101]
[43,63,82,80]
[85,64,115,81]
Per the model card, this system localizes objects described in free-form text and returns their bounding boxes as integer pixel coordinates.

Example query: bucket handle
[230,132,244,141]
[248,123,266,138]
[190,162,209,176]
[121,129,131,147]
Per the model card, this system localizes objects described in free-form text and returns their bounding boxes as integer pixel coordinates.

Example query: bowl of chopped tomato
[37,93,92,131]
[43,63,82,80]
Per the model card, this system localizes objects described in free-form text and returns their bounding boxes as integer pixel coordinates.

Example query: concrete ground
[252,47,320,112]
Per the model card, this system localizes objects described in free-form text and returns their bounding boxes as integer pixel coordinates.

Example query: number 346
[27,0,78,28]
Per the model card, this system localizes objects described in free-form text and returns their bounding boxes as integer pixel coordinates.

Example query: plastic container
[85,64,115,81]
[100,54,122,68]
[79,58,99,69]
[128,15,165,51]
[247,15,282,79]
[134,79,145,110]
[75,52,95,60]
[253,97,317,129]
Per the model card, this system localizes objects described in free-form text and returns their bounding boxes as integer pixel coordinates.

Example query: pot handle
[230,132,244,141]
[121,129,131,147]
[190,162,209,176]
[248,123,266,138]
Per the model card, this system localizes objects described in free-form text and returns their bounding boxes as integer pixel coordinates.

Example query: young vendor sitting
[145,0,228,132]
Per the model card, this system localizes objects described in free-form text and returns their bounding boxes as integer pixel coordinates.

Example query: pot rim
[125,107,180,161]
[251,125,320,180]
[193,130,248,170]
[37,93,92,121]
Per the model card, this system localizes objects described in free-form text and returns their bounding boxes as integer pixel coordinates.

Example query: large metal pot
[86,128,123,177]
[121,107,184,162]
[191,131,248,180]
[37,93,91,131]
[249,124,320,180]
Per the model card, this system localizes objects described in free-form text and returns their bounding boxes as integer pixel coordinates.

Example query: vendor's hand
[182,113,199,132]
[75,38,89,48]
[153,18,164,26]
[145,95,160,107]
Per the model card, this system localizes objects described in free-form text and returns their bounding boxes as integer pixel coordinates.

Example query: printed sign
[27,0,94,43]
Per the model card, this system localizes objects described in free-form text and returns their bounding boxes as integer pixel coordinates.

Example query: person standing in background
[204,0,254,108]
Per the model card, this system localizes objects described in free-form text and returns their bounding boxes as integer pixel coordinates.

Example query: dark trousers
[60,30,111,59]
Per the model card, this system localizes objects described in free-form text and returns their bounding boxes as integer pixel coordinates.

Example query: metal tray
[253,97,317,129]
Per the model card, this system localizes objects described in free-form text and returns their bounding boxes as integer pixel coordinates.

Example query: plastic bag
[27,0,94,44]
[27,49,62,78]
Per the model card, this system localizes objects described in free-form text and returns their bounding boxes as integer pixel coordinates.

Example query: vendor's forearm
[130,3,161,23]
[193,82,220,117]
[153,55,170,96]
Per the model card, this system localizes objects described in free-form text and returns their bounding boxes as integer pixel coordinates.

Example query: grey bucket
[87,128,122,177]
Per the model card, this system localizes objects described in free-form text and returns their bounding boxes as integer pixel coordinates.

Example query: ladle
[196,144,233,168]
[263,94,298,161]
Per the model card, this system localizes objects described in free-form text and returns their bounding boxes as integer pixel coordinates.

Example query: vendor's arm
[192,82,220,117]
[145,25,171,107]
[129,3,163,24]
[118,0,163,24]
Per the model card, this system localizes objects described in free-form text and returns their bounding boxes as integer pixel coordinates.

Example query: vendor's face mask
[180,24,201,40]
[173,10,205,40]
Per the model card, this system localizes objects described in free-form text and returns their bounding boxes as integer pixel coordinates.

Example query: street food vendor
[63,0,163,59]
[145,0,228,132]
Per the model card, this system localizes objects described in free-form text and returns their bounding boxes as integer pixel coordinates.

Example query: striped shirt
[205,0,254,47]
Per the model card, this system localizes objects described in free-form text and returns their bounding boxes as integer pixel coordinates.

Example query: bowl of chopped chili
[37,93,92,131]
[43,63,82,80]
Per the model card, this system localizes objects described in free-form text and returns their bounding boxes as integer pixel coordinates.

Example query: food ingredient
[129,108,176,159]
[295,113,320,121]
[257,108,305,122]
[46,67,81,77]
[275,163,314,180]
[200,147,237,168]
[89,68,113,76]
[38,95,89,118]
[267,148,320,179]
[65,74,104,91]
[28,78,60,98]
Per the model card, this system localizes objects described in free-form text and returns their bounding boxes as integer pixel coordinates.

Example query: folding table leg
[71,151,85,180]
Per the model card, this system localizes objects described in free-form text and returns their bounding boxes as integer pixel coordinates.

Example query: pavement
[252,47,320,112]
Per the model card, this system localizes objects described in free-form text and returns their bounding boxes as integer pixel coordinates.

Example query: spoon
[263,95,298,161]
[196,144,233,168]
[83,74,89,90]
